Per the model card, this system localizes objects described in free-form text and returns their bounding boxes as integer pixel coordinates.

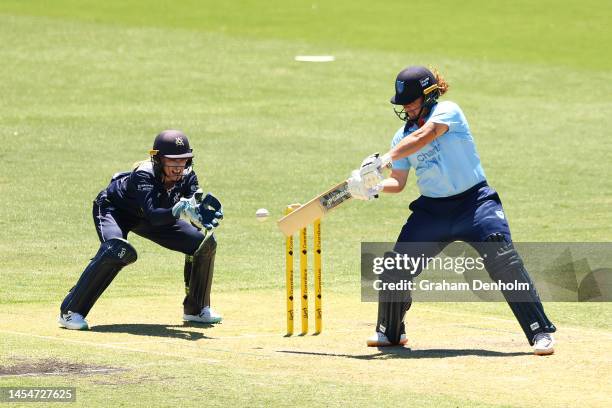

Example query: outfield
[1,1,611,407]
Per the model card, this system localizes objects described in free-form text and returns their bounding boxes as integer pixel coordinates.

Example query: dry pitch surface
[1,291,610,407]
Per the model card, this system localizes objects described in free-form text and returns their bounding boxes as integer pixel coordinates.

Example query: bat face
[277,181,352,237]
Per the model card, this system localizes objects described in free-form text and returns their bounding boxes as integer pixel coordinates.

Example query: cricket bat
[277,181,352,237]
[277,153,392,237]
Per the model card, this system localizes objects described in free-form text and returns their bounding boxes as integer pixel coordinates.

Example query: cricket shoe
[58,311,89,330]
[366,332,408,347]
[533,332,555,356]
[183,306,223,324]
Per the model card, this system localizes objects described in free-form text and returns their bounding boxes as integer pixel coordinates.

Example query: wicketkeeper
[59,130,224,330]
[349,66,557,355]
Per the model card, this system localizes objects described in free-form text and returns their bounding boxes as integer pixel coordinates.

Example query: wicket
[285,204,322,336]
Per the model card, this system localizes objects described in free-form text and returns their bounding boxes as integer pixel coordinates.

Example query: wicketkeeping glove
[196,193,224,230]
[172,198,201,225]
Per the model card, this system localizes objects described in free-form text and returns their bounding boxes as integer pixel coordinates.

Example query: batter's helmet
[390,66,440,106]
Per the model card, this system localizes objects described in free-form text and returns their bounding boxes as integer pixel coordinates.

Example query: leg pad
[60,238,137,317]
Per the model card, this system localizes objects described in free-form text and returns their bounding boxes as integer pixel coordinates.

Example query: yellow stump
[284,206,295,336]
[313,219,322,334]
[300,225,308,335]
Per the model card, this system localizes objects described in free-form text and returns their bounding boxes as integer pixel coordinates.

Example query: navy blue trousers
[93,191,205,255]
[59,192,206,317]
[396,181,509,252]
[389,181,556,344]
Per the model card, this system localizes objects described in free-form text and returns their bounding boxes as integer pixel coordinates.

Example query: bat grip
[380,153,392,168]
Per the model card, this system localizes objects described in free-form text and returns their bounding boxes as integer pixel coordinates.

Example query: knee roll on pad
[193,234,217,258]
[104,238,138,265]
[482,241,525,283]
[481,234,533,299]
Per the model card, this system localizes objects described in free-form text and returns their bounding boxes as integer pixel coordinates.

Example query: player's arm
[381,168,409,193]
[359,122,448,189]
[131,171,177,226]
[388,122,448,161]
[140,193,177,226]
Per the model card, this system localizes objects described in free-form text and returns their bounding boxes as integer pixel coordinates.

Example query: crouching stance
[59,130,224,330]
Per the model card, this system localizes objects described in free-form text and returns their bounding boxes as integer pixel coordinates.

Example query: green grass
[0,1,611,407]
[1,0,610,70]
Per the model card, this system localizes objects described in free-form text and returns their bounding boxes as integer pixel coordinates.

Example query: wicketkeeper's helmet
[149,130,194,176]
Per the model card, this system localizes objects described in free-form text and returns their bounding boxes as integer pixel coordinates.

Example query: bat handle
[380,152,392,168]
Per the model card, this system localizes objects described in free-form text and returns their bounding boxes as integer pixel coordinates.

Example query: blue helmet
[391,66,439,105]
[390,66,440,123]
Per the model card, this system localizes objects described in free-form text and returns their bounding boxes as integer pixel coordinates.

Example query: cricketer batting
[349,66,557,355]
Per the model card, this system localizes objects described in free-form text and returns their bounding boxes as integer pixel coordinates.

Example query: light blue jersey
[391,101,486,198]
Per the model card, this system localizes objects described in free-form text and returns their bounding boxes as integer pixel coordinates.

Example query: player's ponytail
[430,67,449,96]
[132,159,149,170]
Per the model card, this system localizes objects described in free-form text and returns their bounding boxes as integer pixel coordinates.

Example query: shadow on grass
[90,323,214,341]
[277,348,532,359]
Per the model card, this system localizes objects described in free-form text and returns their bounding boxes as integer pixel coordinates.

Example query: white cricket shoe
[366,331,408,347]
[58,311,89,330]
[533,332,555,356]
[183,306,223,324]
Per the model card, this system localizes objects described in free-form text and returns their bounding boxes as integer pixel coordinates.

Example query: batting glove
[347,170,381,201]
[359,152,391,190]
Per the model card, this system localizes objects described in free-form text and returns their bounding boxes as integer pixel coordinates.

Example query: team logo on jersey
[175,137,184,146]
[496,210,505,219]
[396,80,405,94]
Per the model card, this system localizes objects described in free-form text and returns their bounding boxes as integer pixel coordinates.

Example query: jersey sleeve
[131,170,177,226]
[427,101,466,134]
[390,127,411,171]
